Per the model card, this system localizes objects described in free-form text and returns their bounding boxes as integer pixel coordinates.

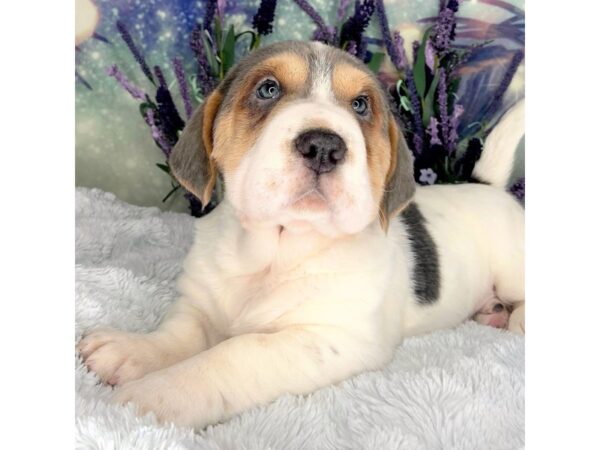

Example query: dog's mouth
[290,187,328,211]
[280,187,330,234]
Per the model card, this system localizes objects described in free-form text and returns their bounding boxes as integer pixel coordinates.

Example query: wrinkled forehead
[218,41,388,111]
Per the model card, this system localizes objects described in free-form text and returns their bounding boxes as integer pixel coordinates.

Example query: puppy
[78,41,524,428]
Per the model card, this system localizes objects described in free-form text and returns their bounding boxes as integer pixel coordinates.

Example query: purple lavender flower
[484,50,524,120]
[189,25,204,57]
[116,20,155,84]
[106,64,146,100]
[312,26,337,44]
[447,0,460,13]
[355,40,369,60]
[431,1,459,54]
[375,0,408,71]
[253,0,278,35]
[144,108,172,156]
[293,0,333,43]
[426,117,442,145]
[437,68,450,147]
[392,31,409,69]
[425,39,435,71]
[153,65,167,89]
[412,132,423,156]
[173,58,194,119]
[217,0,226,20]
[386,30,425,155]
[337,0,350,22]
[153,70,185,153]
[394,62,425,154]
[203,0,218,30]
[419,168,438,185]
[339,0,375,51]
[509,177,525,201]
[156,85,185,141]
[447,103,464,152]
[346,40,358,56]
[189,26,216,96]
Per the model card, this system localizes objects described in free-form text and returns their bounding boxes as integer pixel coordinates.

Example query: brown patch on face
[212,53,309,174]
[366,123,393,222]
[379,118,400,230]
[332,63,392,215]
[331,63,376,104]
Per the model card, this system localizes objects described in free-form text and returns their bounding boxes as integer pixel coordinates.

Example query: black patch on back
[400,203,440,305]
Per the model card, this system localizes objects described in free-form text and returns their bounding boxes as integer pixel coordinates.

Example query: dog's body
[79,41,524,428]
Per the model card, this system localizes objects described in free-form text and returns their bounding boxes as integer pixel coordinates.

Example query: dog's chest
[187,217,402,336]
[203,229,328,332]
[221,263,315,335]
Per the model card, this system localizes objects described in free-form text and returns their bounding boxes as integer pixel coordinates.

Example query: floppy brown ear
[168,90,223,207]
[380,114,416,230]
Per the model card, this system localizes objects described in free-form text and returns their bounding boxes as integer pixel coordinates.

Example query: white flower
[419,168,438,185]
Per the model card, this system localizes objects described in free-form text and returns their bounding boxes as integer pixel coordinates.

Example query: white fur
[473,98,525,188]
[309,42,334,102]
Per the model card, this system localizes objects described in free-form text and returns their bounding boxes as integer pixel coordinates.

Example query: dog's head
[170,41,415,237]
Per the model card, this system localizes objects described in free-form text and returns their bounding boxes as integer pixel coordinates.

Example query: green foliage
[412,30,431,98]
[367,52,385,73]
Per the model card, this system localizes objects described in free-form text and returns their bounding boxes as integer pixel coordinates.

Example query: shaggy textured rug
[75,187,525,449]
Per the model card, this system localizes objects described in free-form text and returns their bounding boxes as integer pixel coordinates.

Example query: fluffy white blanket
[75,187,524,449]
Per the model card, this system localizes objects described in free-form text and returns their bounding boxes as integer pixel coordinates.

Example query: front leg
[78,299,219,385]
[112,326,388,428]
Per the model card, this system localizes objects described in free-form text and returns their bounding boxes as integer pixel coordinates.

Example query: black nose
[294,129,347,174]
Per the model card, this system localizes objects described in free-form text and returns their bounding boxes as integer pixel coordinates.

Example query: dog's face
[170,41,415,237]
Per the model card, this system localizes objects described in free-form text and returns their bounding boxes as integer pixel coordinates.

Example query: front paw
[78,328,167,385]
[111,368,223,428]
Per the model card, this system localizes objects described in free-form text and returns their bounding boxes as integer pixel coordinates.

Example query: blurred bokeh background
[75,0,524,213]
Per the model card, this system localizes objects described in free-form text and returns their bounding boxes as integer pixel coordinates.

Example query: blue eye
[256,79,280,100]
[352,96,369,115]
